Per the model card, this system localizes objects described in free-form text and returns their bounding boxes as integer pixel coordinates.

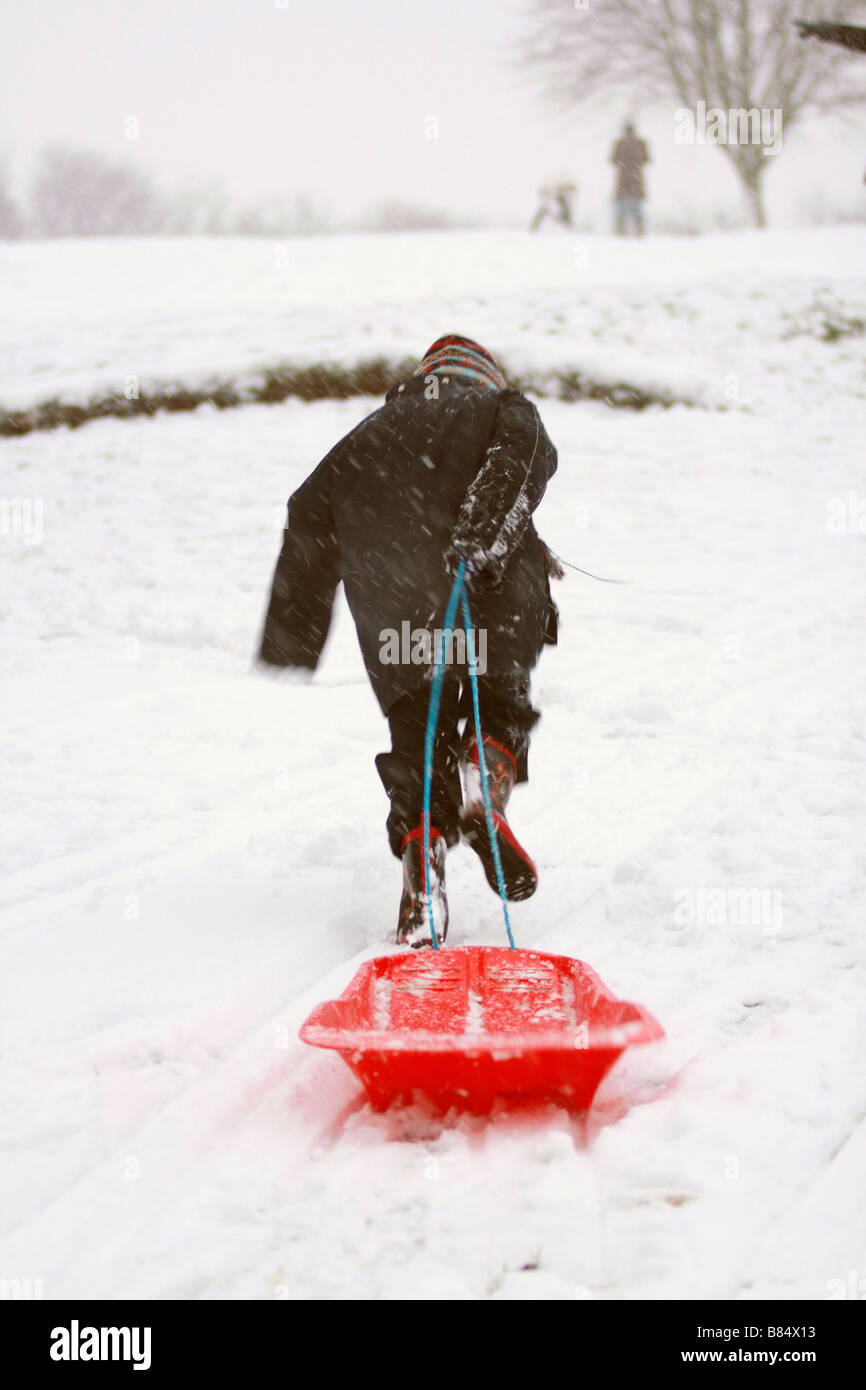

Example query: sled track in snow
[0,751,362,936]
[0,674,731,1258]
[2,642,860,1295]
[736,1109,866,1300]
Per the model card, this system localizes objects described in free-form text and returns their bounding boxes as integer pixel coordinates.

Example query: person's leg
[635,198,646,236]
[459,674,539,783]
[615,198,626,235]
[376,680,462,946]
[376,680,462,857]
[457,675,541,901]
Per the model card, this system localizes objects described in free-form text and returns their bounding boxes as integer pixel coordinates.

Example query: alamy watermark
[826,491,866,536]
[826,1269,866,1300]
[673,884,783,936]
[379,621,487,674]
[50,1321,151,1371]
[0,496,43,546]
[0,1276,44,1300]
[674,102,782,157]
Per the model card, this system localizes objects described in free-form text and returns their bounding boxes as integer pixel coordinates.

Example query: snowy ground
[3,227,866,415]
[1,229,865,1301]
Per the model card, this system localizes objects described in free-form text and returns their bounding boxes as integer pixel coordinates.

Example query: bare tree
[160,178,233,236]
[233,193,332,237]
[356,200,477,232]
[796,19,866,51]
[517,0,866,226]
[31,146,164,237]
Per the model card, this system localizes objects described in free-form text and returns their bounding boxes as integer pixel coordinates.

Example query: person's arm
[257,455,340,669]
[446,390,558,588]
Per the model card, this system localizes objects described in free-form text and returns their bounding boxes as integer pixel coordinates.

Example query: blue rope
[421,562,516,951]
[422,562,466,949]
[460,586,516,950]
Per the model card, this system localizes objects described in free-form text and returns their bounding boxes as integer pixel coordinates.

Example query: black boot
[396,826,449,948]
[460,735,538,901]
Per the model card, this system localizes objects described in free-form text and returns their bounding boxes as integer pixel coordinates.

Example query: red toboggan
[300,945,664,1113]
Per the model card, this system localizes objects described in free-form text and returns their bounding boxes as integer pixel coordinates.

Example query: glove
[443,540,502,591]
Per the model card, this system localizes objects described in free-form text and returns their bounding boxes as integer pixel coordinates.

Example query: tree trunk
[740,162,767,228]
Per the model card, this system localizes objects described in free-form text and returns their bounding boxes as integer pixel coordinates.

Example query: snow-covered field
[1,229,865,1301]
[3,227,866,415]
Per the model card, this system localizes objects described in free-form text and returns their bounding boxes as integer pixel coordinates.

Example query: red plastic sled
[300,946,664,1114]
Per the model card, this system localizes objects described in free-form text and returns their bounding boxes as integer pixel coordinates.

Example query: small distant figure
[611,122,650,236]
[530,180,577,232]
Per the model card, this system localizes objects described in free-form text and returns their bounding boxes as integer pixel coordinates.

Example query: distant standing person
[611,122,650,236]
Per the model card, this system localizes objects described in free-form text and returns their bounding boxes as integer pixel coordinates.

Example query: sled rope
[461,583,516,950]
[545,544,628,585]
[422,563,515,950]
[422,561,464,945]
[421,563,465,949]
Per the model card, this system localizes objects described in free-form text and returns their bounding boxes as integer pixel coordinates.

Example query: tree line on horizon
[0,145,476,241]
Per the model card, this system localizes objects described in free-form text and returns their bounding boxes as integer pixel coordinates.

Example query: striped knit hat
[414,335,507,392]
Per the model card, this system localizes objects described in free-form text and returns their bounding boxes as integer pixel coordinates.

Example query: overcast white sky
[2,0,865,228]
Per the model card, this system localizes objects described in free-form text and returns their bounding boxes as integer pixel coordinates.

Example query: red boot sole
[460,807,538,901]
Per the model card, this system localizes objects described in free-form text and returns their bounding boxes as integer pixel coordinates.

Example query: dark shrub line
[0,357,683,438]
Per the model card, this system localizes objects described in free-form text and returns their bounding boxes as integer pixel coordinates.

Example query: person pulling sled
[257,335,560,947]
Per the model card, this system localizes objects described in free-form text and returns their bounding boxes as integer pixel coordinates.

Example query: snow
[3,227,866,414]
[1,228,865,1301]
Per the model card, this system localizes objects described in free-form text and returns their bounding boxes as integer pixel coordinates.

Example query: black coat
[258,374,558,714]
